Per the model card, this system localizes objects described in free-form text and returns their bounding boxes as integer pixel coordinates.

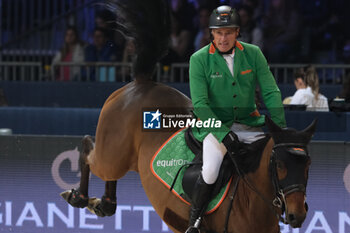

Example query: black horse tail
[106,0,171,80]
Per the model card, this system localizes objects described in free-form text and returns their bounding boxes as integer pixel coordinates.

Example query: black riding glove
[222,131,240,155]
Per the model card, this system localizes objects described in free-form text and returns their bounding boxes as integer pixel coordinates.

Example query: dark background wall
[0,81,343,108]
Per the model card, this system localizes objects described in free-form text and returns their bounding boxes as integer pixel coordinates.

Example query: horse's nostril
[287,213,305,228]
[288,214,296,223]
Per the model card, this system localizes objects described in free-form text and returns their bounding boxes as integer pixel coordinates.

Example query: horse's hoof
[87,198,105,217]
[60,189,88,208]
[87,196,116,217]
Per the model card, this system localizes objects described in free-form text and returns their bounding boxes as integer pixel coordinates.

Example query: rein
[227,152,286,225]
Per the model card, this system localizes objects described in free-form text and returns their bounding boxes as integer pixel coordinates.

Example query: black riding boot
[185,174,213,233]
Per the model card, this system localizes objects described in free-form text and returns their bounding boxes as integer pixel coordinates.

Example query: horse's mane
[106,0,171,79]
[236,134,271,174]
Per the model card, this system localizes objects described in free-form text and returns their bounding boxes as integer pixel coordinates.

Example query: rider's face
[65,29,77,45]
[211,27,239,53]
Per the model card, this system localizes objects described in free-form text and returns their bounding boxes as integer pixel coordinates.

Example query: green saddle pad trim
[151,128,231,214]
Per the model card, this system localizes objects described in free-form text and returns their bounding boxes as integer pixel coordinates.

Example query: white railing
[170,63,350,84]
[270,64,350,84]
[0,62,349,84]
[51,62,134,82]
[0,62,42,81]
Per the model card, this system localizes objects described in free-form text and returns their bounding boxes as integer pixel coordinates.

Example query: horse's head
[265,116,317,228]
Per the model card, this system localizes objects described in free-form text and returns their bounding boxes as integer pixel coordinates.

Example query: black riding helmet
[209,5,241,29]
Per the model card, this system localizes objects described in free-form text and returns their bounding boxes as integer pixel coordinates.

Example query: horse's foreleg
[87,181,117,217]
[77,135,93,196]
[104,181,117,203]
[60,135,94,208]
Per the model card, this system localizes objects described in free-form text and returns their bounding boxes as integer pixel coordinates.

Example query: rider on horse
[187,5,286,232]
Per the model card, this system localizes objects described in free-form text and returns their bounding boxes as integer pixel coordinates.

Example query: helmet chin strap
[219,47,234,54]
[212,41,235,55]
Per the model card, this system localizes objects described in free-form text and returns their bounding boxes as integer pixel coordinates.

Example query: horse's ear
[265,115,282,134]
[301,118,318,143]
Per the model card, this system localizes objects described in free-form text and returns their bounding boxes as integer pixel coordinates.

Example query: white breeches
[201,123,264,184]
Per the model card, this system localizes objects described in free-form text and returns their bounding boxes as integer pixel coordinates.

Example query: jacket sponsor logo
[210,72,223,78]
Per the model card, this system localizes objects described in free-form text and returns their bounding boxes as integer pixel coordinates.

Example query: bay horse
[60,0,316,232]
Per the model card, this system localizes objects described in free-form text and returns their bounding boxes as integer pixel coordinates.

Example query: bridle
[223,142,310,232]
[269,143,310,223]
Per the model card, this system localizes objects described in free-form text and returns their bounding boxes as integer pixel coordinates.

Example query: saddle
[182,128,271,203]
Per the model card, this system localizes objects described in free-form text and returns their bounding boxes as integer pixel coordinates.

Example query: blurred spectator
[241,0,262,21]
[122,39,136,65]
[95,10,115,39]
[262,0,300,63]
[162,13,193,65]
[309,13,342,63]
[95,9,124,60]
[84,28,118,81]
[171,13,193,61]
[193,6,211,51]
[238,5,263,49]
[295,0,345,63]
[170,0,197,31]
[285,66,329,111]
[51,26,85,81]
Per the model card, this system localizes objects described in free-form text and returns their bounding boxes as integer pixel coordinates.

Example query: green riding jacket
[189,41,286,142]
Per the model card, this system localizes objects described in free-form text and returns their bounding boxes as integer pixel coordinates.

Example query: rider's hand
[222,131,240,155]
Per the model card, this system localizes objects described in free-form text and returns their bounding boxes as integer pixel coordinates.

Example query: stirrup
[185,226,200,233]
[185,226,201,233]
[185,217,202,233]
